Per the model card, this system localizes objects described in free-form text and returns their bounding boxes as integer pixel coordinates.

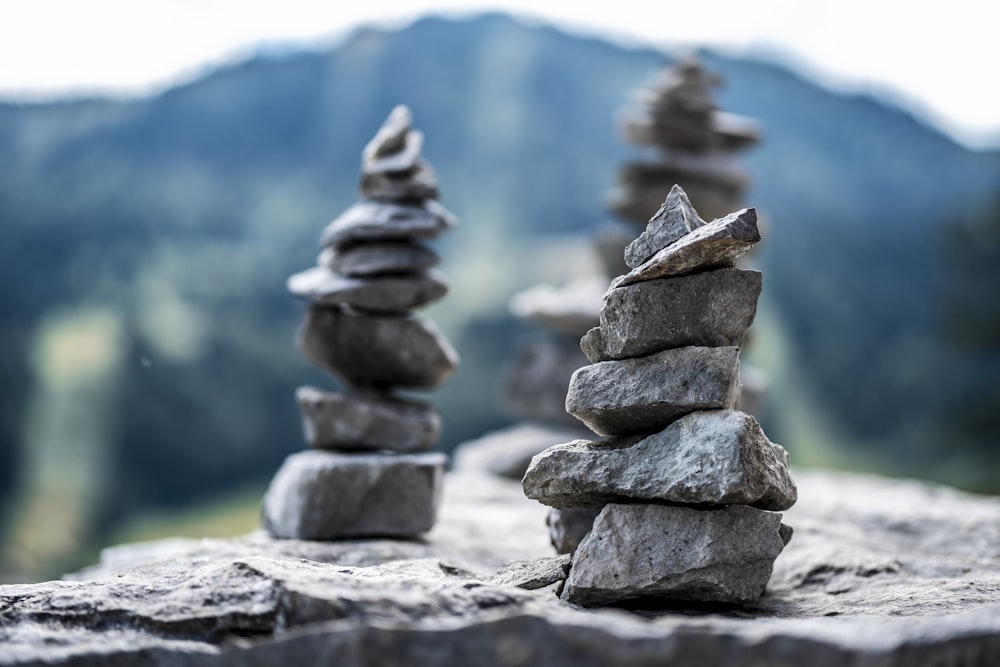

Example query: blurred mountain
[1,12,998,571]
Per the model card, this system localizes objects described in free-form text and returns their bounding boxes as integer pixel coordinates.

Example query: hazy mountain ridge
[1,12,998,575]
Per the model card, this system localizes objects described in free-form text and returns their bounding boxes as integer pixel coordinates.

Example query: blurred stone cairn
[262,105,458,539]
[522,187,797,607]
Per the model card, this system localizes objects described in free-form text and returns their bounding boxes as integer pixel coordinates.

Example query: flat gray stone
[320,200,456,247]
[624,184,705,268]
[563,503,787,607]
[361,105,421,173]
[523,410,796,510]
[3,470,1000,665]
[452,422,589,480]
[581,268,761,362]
[296,385,440,453]
[360,159,440,201]
[262,450,447,539]
[317,241,439,277]
[547,507,601,555]
[509,277,603,337]
[611,207,760,288]
[287,266,449,312]
[565,346,740,436]
[300,306,458,390]
[491,555,571,590]
[503,335,591,427]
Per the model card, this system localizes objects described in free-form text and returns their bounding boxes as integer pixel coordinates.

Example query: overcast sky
[3,1,997,148]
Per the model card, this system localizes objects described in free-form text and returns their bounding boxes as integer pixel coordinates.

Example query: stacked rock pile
[262,105,458,540]
[522,185,796,607]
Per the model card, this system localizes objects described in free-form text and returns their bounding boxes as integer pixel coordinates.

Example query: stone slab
[452,422,590,480]
[508,277,603,337]
[610,207,760,289]
[581,268,761,362]
[2,470,1000,666]
[522,410,796,510]
[296,385,440,453]
[261,450,447,539]
[287,266,449,312]
[320,200,456,247]
[563,504,787,607]
[565,346,740,436]
[318,241,439,277]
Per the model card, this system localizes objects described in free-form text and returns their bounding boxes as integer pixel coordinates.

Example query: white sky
[1,1,997,148]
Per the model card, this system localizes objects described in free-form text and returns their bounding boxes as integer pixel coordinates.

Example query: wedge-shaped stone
[300,306,458,390]
[288,267,448,312]
[624,184,705,268]
[360,160,440,201]
[581,268,761,362]
[318,241,439,277]
[610,207,760,288]
[320,200,456,247]
[262,450,446,539]
[565,346,740,436]
[296,386,440,453]
[562,503,787,606]
[522,410,796,510]
[361,104,421,173]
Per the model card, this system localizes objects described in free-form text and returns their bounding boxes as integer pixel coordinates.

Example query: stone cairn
[522,185,797,606]
[262,105,458,540]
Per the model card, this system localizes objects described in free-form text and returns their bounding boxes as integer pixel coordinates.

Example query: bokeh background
[1,3,998,582]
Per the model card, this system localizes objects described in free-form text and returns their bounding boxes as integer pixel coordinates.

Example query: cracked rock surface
[2,469,1000,666]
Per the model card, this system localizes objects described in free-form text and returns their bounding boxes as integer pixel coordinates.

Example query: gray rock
[452,422,590,480]
[491,555,571,590]
[320,200,456,247]
[262,450,447,539]
[360,159,440,201]
[296,386,440,453]
[300,306,458,390]
[503,335,591,427]
[581,268,761,362]
[3,470,1000,665]
[565,346,740,436]
[624,184,705,268]
[361,104,421,173]
[547,507,601,555]
[287,267,449,312]
[509,277,603,337]
[523,410,796,511]
[563,503,787,606]
[317,241,439,277]
[611,207,760,288]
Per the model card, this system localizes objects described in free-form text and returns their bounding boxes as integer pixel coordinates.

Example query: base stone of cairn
[263,106,457,540]
[523,185,796,606]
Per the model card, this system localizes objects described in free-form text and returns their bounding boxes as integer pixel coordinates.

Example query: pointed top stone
[624,185,705,268]
[362,105,427,176]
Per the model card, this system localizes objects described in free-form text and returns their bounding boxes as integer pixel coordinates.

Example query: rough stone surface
[317,241,439,277]
[523,410,796,510]
[611,207,760,288]
[300,306,458,390]
[581,268,761,363]
[504,335,591,427]
[2,469,1000,665]
[296,386,440,452]
[547,507,601,555]
[563,504,787,606]
[287,266,449,312]
[491,555,572,590]
[508,277,603,337]
[452,422,590,480]
[624,184,705,268]
[262,450,447,539]
[565,346,740,436]
[360,160,439,201]
[320,200,456,247]
[361,104,421,173]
